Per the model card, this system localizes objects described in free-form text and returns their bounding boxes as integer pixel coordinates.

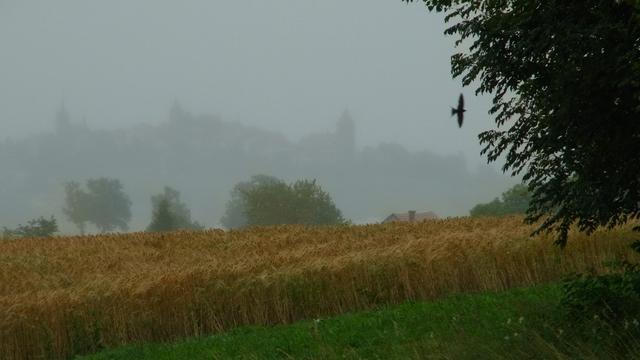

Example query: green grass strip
[78,284,621,359]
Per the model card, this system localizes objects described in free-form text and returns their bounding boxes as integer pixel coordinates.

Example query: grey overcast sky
[0,0,496,167]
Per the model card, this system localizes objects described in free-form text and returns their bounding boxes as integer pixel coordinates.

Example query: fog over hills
[0,0,498,166]
[0,104,513,233]
[0,1,521,233]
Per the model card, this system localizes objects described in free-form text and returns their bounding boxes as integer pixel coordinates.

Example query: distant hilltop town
[0,103,511,231]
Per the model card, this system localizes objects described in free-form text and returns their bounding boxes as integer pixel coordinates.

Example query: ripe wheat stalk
[0,216,637,359]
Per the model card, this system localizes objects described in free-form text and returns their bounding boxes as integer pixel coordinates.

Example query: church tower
[55,102,71,134]
[336,109,356,157]
[169,100,189,122]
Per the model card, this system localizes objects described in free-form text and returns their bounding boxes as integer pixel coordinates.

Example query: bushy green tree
[405,0,640,246]
[470,184,531,217]
[85,178,132,233]
[63,178,132,233]
[147,198,176,232]
[237,177,347,227]
[147,186,203,232]
[220,175,282,229]
[63,181,91,235]
[2,216,59,238]
[289,180,348,225]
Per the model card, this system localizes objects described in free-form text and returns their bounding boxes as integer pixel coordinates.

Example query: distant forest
[0,103,513,233]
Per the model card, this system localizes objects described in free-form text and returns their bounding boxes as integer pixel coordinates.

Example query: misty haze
[0,0,514,233]
[2,1,639,359]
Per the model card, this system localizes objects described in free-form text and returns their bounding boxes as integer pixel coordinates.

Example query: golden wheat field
[0,216,638,359]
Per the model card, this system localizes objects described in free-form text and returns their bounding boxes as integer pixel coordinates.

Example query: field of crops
[1,216,638,359]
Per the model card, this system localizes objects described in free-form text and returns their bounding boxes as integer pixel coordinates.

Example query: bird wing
[458,93,464,110]
[457,112,463,128]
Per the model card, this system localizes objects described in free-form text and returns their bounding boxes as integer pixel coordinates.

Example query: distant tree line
[8,174,346,236]
[4,174,530,238]
[469,184,531,218]
[2,216,59,239]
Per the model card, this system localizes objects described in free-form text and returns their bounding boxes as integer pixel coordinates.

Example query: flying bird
[451,93,466,128]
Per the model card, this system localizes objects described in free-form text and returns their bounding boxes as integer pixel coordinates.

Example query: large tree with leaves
[239,177,347,227]
[85,178,132,233]
[147,186,203,232]
[63,181,91,235]
[406,0,640,245]
[220,174,283,229]
[63,178,132,233]
[470,184,531,217]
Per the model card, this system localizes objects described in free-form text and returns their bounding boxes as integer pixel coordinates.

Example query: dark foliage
[470,184,530,217]
[147,187,203,232]
[147,198,176,232]
[405,0,640,246]
[63,178,132,233]
[2,216,59,238]
[85,178,132,233]
[63,181,91,235]
[220,175,282,229]
[241,178,347,226]
[561,263,640,324]
[559,262,640,354]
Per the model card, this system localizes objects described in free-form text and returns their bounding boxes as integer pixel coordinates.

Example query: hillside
[1,216,638,359]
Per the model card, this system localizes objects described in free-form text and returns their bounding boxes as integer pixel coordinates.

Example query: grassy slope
[82,284,624,360]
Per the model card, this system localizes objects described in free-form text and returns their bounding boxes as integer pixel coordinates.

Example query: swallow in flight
[451,93,466,128]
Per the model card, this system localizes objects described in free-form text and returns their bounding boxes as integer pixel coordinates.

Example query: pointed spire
[55,101,71,134]
[170,99,186,122]
[336,108,356,156]
[337,108,355,132]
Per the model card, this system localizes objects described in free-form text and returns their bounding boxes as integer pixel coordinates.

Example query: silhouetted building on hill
[336,109,356,157]
[54,102,72,135]
[297,109,357,163]
[0,102,512,233]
